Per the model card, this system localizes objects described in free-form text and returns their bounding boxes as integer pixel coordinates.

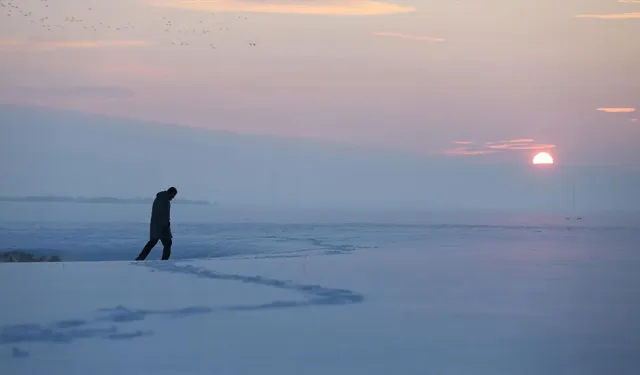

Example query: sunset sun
[533,152,554,165]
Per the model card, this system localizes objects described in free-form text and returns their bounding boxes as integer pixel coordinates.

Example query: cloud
[485,143,556,151]
[596,107,636,113]
[505,138,534,143]
[486,139,535,145]
[442,148,498,156]
[576,0,640,19]
[0,40,24,47]
[10,86,136,100]
[147,0,416,15]
[442,139,556,156]
[95,61,173,79]
[372,32,445,42]
[575,12,640,19]
[0,39,150,52]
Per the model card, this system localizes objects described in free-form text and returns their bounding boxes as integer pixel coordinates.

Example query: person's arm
[167,201,171,228]
[159,200,171,236]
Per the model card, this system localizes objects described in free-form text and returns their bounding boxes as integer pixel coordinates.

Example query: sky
[0,0,639,211]
[1,0,638,164]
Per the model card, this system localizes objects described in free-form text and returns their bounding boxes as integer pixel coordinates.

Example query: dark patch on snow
[12,347,29,358]
[0,260,364,353]
[106,330,152,340]
[137,262,365,308]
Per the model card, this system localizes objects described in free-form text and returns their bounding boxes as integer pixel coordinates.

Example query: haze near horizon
[1,0,639,212]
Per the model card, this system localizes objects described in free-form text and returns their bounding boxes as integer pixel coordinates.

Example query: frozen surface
[1,204,640,374]
[2,243,640,374]
[2,202,639,262]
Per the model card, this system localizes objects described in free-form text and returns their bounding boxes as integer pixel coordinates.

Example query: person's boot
[161,245,171,260]
[136,241,155,261]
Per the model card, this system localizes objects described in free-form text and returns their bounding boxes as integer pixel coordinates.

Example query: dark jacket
[149,190,172,239]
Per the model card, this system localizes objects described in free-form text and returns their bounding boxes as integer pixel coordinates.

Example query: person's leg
[160,238,172,260]
[136,239,159,261]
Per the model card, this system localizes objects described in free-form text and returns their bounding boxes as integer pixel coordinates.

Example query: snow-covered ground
[3,233,640,375]
[2,204,640,374]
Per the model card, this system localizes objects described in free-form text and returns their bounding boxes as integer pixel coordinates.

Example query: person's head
[167,187,178,200]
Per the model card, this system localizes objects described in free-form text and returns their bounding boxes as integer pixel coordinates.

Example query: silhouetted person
[136,187,177,261]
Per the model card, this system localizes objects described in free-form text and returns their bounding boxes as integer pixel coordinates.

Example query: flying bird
[0,0,259,52]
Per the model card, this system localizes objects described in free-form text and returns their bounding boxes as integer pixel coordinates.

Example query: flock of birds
[1,0,259,50]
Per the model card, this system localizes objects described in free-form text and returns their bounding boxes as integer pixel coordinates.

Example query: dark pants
[136,238,172,260]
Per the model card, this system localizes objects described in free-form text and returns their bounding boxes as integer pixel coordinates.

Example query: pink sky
[0,0,639,166]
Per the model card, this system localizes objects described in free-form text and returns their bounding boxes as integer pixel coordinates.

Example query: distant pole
[572,178,576,216]
[568,168,581,220]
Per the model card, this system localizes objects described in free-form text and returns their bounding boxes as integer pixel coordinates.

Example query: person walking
[135,187,177,261]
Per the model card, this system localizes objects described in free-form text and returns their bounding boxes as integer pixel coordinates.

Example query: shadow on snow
[1,260,364,356]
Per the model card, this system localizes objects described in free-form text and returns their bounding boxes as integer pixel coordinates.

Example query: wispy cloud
[95,61,173,79]
[442,139,556,156]
[575,12,640,19]
[0,40,24,47]
[0,39,150,51]
[596,107,636,113]
[485,143,556,151]
[577,0,640,19]
[148,0,415,15]
[486,138,535,144]
[442,148,498,156]
[372,32,445,42]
